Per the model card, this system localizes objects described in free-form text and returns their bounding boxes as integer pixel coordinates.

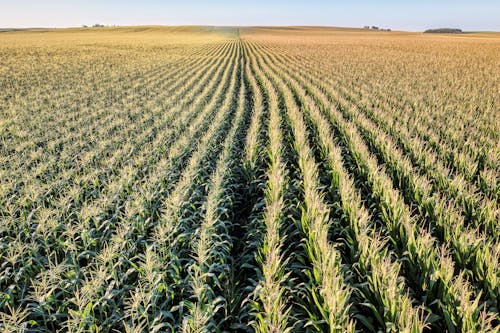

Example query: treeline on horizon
[424,28,463,33]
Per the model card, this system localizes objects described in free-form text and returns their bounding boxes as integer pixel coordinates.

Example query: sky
[1,0,499,32]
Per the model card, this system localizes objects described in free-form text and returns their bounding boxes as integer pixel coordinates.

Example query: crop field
[0,26,499,332]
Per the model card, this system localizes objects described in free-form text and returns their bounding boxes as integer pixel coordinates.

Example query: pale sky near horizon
[1,0,499,32]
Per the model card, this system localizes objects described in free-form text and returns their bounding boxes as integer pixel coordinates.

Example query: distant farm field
[0,26,499,332]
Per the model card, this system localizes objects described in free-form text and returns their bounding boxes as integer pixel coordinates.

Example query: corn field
[0,26,499,332]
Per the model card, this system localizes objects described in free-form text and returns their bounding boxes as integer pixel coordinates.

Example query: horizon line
[1,24,499,33]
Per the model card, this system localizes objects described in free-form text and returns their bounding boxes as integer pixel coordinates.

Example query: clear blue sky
[1,0,499,31]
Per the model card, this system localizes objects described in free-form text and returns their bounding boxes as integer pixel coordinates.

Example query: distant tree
[82,25,88,28]
[424,28,463,34]
[371,26,379,30]
[364,26,370,29]
[93,24,105,28]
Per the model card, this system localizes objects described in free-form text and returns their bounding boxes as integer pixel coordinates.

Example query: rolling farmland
[0,26,499,332]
